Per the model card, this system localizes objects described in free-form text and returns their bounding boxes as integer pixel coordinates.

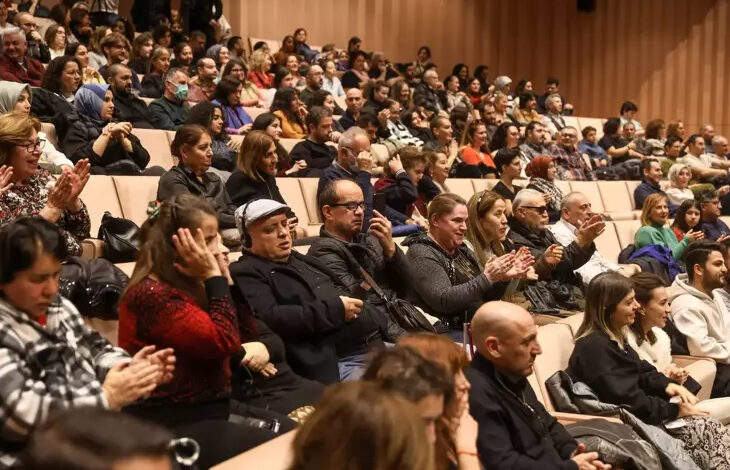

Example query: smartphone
[374,193,387,214]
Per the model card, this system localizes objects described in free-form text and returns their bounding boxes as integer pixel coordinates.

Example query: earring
[638,307,646,316]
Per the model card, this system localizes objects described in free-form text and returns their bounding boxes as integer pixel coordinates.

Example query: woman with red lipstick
[0,113,90,258]
[569,272,730,468]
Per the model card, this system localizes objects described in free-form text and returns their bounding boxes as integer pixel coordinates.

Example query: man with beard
[107,63,154,128]
[671,240,730,397]
[298,64,324,108]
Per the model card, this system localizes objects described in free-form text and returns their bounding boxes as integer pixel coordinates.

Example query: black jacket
[225,171,296,219]
[402,232,506,322]
[507,217,594,289]
[230,251,384,384]
[157,164,237,229]
[466,352,578,470]
[308,228,410,317]
[412,83,447,112]
[149,96,190,130]
[30,88,74,123]
[374,171,418,225]
[568,331,679,425]
[60,113,150,173]
[140,74,165,99]
[288,140,337,177]
[112,91,155,129]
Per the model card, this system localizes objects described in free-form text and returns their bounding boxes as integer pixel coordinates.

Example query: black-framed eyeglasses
[522,205,548,214]
[17,139,45,152]
[330,201,366,211]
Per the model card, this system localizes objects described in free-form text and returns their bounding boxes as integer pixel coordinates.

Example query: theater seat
[533,323,577,413]
[112,175,161,227]
[577,117,604,139]
[625,180,641,209]
[445,178,476,202]
[81,175,123,238]
[597,181,637,220]
[40,122,58,148]
[243,107,268,121]
[569,181,605,213]
[277,177,320,236]
[613,220,641,249]
[471,179,499,193]
[279,138,303,154]
[563,116,580,130]
[592,222,621,264]
[554,180,571,195]
[131,129,176,170]
[333,95,346,110]
[298,177,323,225]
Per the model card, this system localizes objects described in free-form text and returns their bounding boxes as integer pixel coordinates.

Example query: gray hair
[512,188,543,212]
[711,135,727,146]
[2,27,25,42]
[494,75,512,90]
[560,191,586,212]
[545,93,562,108]
[338,126,368,151]
[667,163,691,185]
[164,67,187,82]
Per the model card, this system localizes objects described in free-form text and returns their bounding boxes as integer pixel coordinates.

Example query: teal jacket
[634,223,690,260]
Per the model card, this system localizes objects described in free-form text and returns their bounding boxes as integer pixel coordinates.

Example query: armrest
[552,412,622,425]
[672,354,716,368]
[81,238,105,259]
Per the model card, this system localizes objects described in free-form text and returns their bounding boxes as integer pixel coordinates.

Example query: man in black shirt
[289,107,337,177]
[367,51,400,85]
[107,64,154,128]
[339,88,363,131]
[298,64,323,108]
[466,301,611,470]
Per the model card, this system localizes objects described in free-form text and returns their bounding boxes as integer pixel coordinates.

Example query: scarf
[528,177,562,216]
[74,84,109,125]
[0,81,29,113]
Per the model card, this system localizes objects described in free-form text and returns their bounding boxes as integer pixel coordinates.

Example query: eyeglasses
[521,205,548,214]
[17,139,45,152]
[330,201,366,211]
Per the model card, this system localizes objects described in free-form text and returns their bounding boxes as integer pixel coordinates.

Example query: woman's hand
[664,365,689,385]
[0,165,13,196]
[172,228,221,280]
[67,160,90,208]
[258,362,278,377]
[453,399,479,458]
[102,361,164,410]
[130,345,176,385]
[240,341,271,371]
[237,123,253,135]
[484,252,516,283]
[47,172,72,209]
[665,383,698,405]
[678,402,710,418]
[684,229,704,242]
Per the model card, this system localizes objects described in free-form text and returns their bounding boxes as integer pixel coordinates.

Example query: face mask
[174,83,189,101]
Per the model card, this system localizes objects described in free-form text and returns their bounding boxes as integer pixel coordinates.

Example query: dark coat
[157,164,237,229]
[149,96,190,130]
[568,331,678,425]
[289,140,337,177]
[230,251,384,384]
[140,74,164,99]
[112,91,154,129]
[507,217,594,289]
[412,83,447,112]
[225,171,296,219]
[308,228,410,319]
[373,172,418,225]
[60,112,150,173]
[30,88,74,123]
[465,353,578,470]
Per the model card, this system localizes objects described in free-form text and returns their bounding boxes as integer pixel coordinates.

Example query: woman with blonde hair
[225,130,303,237]
[634,193,702,261]
[666,163,695,205]
[247,50,274,90]
[399,334,480,470]
[569,272,730,469]
[289,381,435,470]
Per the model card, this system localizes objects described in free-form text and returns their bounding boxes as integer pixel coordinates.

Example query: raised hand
[483,252,516,283]
[505,247,535,279]
[356,150,373,173]
[47,172,72,209]
[387,155,404,175]
[68,159,90,202]
[543,244,564,266]
[172,228,221,280]
[369,210,395,257]
[576,214,606,247]
[0,165,13,196]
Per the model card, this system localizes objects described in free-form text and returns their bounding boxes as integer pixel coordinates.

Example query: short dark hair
[524,120,543,137]
[185,101,226,138]
[251,112,281,132]
[603,117,621,136]
[684,240,726,282]
[581,126,596,138]
[152,23,170,43]
[665,135,683,149]
[189,30,206,40]
[305,106,332,132]
[494,148,521,174]
[687,133,704,146]
[357,111,380,129]
[518,92,536,110]
[317,178,354,218]
[0,217,67,284]
[620,101,638,114]
[22,407,173,470]
[213,76,241,106]
[227,35,242,49]
[41,56,82,94]
[698,189,719,204]
[641,157,659,173]
[363,346,453,404]
[547,77,559,86]
[310,89,332,108]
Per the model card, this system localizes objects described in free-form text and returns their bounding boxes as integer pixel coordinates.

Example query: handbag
[97,211,140,263]
[358,267,438,334]
[59,256,129,319]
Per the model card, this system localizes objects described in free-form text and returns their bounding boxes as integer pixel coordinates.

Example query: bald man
[465,301,610,470]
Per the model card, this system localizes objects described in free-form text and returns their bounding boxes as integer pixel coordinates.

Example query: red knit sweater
[118,277,241,406]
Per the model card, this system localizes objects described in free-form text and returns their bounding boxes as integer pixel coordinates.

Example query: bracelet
[457,449,479,457]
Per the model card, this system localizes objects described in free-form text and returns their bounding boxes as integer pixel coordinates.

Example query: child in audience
[634,193,703,261]
[373,148,428,233]
[671,199,702,242]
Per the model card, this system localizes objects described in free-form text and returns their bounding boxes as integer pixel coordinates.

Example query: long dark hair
[671,199,702,233]
[489,122,518,152]
[41,56,82,94]
[125,194,217,307]
[629,273,665,346]
[185,101,228,140]
[213,76,241,107]
[270,87,303,127]
[576,272,633,344]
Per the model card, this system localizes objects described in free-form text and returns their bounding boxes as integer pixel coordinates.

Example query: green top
[634,223,689,260]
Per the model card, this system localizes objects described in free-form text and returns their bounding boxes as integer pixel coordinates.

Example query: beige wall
[125,0,730,136]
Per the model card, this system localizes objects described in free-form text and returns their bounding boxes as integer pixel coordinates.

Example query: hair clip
[146,200,162,220]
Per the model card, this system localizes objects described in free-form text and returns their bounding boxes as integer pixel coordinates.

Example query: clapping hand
[0,165,13,196]
[130,345,176,385]
[575,214,606,247]
[484,252,515,283]
[102,360,165,410]
[543,244,564,266]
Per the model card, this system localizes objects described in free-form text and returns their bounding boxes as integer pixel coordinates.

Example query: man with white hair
[508,189,603,299]
[710,135,730,161]
[0,28,44,85]
[367,51,400,85]
[551,192,641,284]
[541,93,566,137]
[413,68,447,114]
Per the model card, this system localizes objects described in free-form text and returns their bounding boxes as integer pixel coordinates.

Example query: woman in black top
[598,117,644,163]
[492,149,523,215]
[568,272,730,469]
[140,46,171,99]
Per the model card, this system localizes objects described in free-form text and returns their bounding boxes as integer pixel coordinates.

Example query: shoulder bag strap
[358,265,388,302]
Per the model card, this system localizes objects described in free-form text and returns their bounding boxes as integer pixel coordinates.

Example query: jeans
[338,352,370,381]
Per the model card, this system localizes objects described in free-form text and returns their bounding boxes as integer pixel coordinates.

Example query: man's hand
[340,296,363,321]
[575,214,605,247]
[356,151,373,173]
[543,244,564,266]
[240,341,270,372]
[571,443,612,470]
[377,108,391,127]
[369,210,395,258]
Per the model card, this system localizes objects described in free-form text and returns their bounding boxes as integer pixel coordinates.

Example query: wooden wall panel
[134,0,730,136]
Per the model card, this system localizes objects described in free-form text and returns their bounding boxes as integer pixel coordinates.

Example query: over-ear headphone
[239,200,254,248]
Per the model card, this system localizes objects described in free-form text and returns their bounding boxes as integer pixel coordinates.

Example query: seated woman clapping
[568,272,730,469]
[0,113,90,257]
[0,217,174,467]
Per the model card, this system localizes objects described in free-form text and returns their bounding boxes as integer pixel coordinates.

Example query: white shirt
[39,131,73,169]
[665,187,695,206]
[322,76,345,97]
[550,218,620,284]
